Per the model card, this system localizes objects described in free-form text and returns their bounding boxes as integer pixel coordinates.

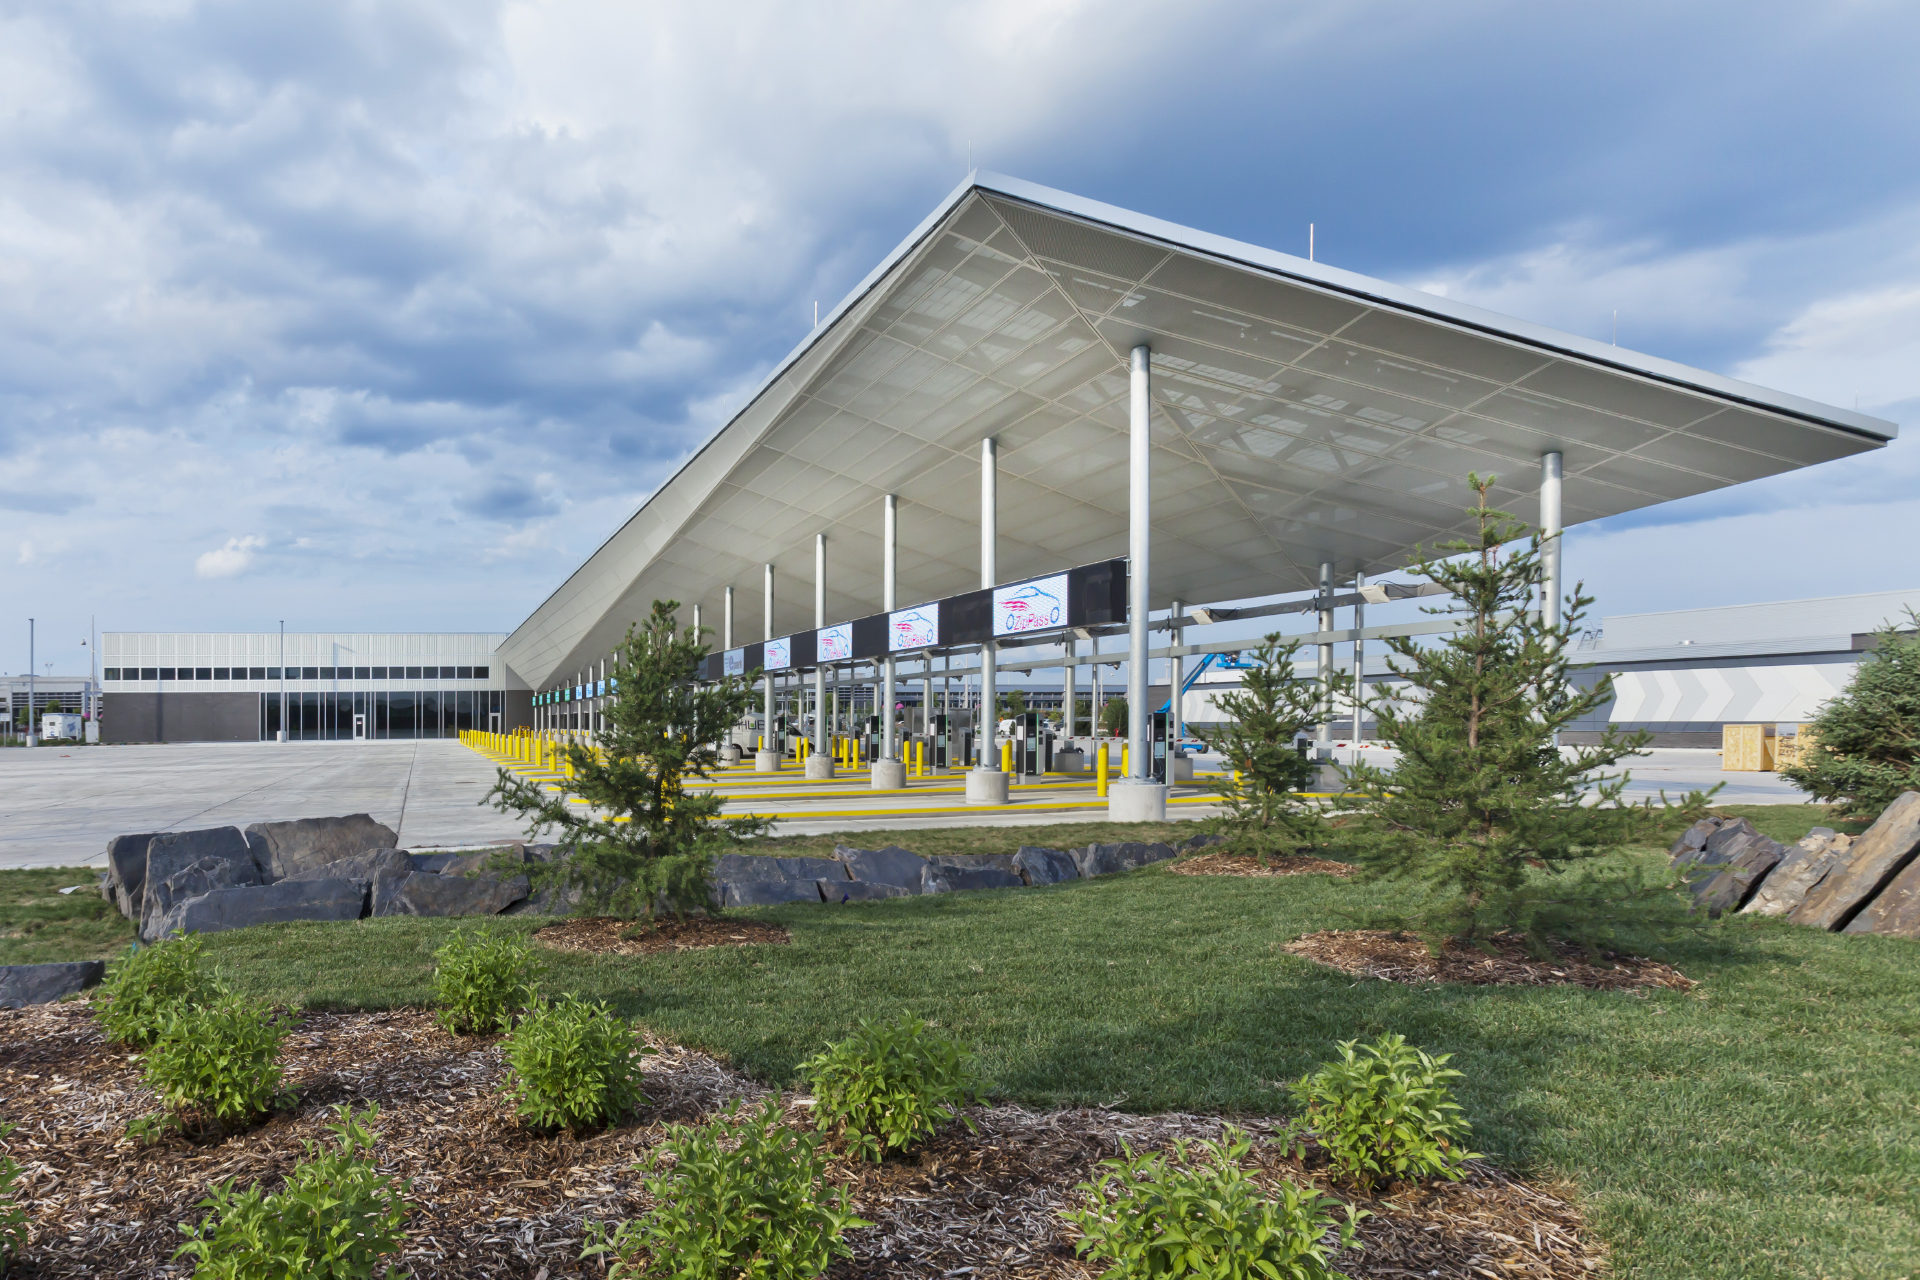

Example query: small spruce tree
[1343,476,1661,950]
[1780,610,1920,820]
[1100,696,1128,738]
[486,600,766,922]
[1200,634,1347,861]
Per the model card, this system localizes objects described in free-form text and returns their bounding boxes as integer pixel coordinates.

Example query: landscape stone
[141,853,263,942]
[1843,853,1920,938]
[927,853,1021,873]
[440,848,523,878]
[105,831,163,918]
[722,880,824,907]
[284,847,412,885]
[1013,846,1079,886]
[371,868,529,918]
[822,880,912,902]
[1790,791,1920,930]
[834,845,929,890]
[144,827,258,911]
[1178,833,1226,853]
[408,852,462,873]
[1691,832,1788,916]
[923,864,1023,893]
[245,814,399,881]
[714,853,850,883]
[154,879,366,938]
[1072,842,1177,878]
[0,960,106,1008]
[1668,817,1726,865]
[1743,831,1848,917]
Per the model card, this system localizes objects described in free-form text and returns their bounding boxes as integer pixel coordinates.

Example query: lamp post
[25,618,36,747]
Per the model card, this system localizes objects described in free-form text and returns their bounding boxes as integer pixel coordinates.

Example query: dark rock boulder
[371,868,529,918]
[822,880,912,902]
[154,879,366,938]
[721,880,824,907]
[245,815,399,881]
[284,847,412,885]
[1690,832,1788,916]
[0,960,106,1008]
[1178,833,1226,853]
[714,853,850,883]
[1743,831,1848,918]
[923,863,1024,893]
[1668,817,1726,865]
[834,845,929,891]
[144,827,258,907]
[141,853,263,942]
[927,853,1021,873]
[1013,846,1079,886]
[1790,791,1920,930]
[105,831,163,918]
[1073,842,1177,878]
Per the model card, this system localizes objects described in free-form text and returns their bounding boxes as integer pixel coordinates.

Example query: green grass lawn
[0,866,134,964]
[5,804,1915,1278]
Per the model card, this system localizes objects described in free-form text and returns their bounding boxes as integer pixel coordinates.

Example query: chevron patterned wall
[1605,663,1852,726]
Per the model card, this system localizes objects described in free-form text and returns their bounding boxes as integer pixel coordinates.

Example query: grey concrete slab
[0,741,526,870]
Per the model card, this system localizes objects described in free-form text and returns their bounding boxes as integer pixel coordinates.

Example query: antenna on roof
[814,301,819,328]
[1309,223,1314,262]
[1613,310,1618,346]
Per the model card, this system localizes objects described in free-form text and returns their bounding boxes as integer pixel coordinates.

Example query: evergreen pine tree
[486,600,766,922]
[1343,476,1659,949]
[1780,611,1920,820]
[1200,634,1346,860]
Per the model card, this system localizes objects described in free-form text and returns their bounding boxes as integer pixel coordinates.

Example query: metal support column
[1112,343,1165,819]
[882,495,898,761]
[1169,600,1184,769]
[1315,562,1334,753]
[814,534,829,759]
[1351,572,1366,742]
[965,437,1008,802]
[757,564,777,769]
[1541,451,1564,634]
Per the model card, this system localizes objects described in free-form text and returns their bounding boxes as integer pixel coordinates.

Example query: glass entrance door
[353,713,366,740]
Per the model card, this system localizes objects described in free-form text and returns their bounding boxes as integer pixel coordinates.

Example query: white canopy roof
[500,172,1894,688]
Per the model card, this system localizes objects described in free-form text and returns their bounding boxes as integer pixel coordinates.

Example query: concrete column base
[1053,749,1086,773]
[1170,754,1195,782]
[1312,762,1346,793]
[804,756,836,781]
[754,750,781,772]
[719,744,742,764]
[1107,780,1168,822]
[871,759,907,790]
[964,768,1011,805]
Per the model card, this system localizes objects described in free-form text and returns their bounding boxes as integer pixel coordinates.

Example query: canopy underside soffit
[501,177,1891,687]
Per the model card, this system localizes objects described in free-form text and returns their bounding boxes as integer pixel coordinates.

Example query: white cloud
[194,535,266,578]
[17,540,31,565]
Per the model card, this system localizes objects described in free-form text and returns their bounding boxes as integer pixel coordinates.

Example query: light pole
[278,620,287,743]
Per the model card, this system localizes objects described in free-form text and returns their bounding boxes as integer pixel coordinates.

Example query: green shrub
[502,994,650,1131]
[93,935,225,1048]
[141,997,291,1131]
[174,1104,409,1278]
[800,1015,980,1163]
[0,1120,27,1270]
[1064,1127,1363,1280]
[432,929,539,1035]
[1286,1034,1477,1192]
[582,1098,869,1280]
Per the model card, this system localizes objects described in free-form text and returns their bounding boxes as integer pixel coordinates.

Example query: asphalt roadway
[0,740,1812,871]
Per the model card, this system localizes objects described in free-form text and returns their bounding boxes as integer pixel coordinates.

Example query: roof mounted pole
[1541,452,1564,636]
[1111,344,1167,820]
[723,586,734,651]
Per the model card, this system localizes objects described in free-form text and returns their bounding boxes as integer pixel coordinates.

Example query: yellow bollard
[1097,740,1109,796]
[1001,739,1013,774]
[1122,743,1129,776]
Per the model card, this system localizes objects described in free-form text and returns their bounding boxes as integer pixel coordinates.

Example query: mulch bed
[0,1003,1604,1278]
[532,916,790,957]
[1170,851,1356,878]
[1286,929,1695,992]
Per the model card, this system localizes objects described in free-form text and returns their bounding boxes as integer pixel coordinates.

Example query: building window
[264,667,279,679]
[302,666,319,680]
[104,668,120,680]
[319,667,335,680]
[440,666,456,679]
[355,666,370,680]
[406,666,422,679]
[372,666,388,679]
[456,665,474,679]
[213,668,229,680]
[142,667,158,680]
[474,666,490,679]
[196,667,212,680]
[160,668,177,680]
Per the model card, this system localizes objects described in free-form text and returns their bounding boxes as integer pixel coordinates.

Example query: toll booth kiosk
[1013,712,1054,777]
[1150,711,1169,783]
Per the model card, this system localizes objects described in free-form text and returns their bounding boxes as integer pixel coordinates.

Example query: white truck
[41,713,84,741]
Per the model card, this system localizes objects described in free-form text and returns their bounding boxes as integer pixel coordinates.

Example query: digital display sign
[889,604,939,651]
[764,637,791,670]
[818,623,854,663]
[723,648,745,677]
[993,573,1068,637]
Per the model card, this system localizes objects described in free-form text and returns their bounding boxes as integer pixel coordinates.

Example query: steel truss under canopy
[500,173,1894,689]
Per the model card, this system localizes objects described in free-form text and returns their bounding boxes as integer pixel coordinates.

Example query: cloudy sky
[5,0,1919,676]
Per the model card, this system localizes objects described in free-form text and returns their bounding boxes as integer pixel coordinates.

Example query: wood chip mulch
[531,916,790,957]
[1286,929,1695,992]
[0,1002,1604,1279]
[1169,851,1357,878]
